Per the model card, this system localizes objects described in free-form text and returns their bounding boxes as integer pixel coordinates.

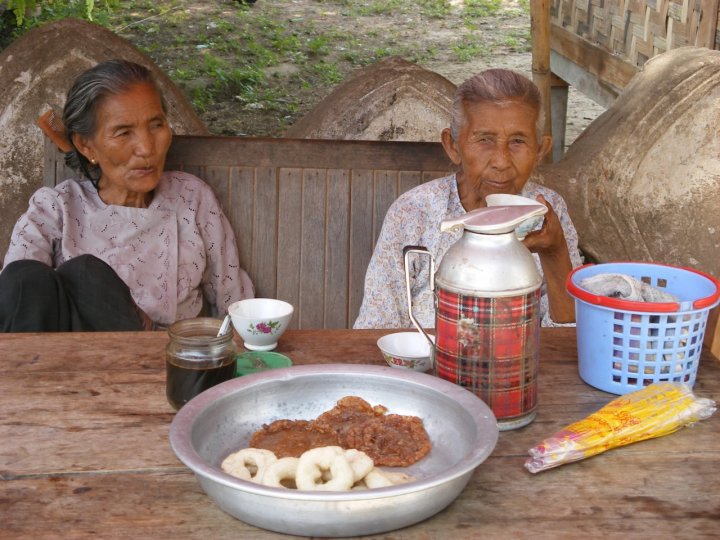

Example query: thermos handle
[403,245,435,349]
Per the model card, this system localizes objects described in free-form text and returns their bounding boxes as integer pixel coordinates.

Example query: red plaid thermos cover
[435,287,541,428]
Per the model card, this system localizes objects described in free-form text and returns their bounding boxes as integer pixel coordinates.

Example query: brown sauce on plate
[249,396,432,467]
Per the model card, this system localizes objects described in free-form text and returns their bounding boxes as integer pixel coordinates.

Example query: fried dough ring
[363,467,415,488]
[383,470,415,485]
[344,449,374,482]
[260,457,300,489]
[363,467,394,489]
[221,448,277,483]
[295,446,354,491]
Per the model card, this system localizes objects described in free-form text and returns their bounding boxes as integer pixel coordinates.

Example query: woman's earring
[90,158,97,165]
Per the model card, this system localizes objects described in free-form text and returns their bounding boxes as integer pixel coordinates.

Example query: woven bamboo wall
[551,0,720,69]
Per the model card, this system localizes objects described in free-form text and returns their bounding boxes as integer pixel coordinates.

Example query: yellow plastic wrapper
[525,382,716,473]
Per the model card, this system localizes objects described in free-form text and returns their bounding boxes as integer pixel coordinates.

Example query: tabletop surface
[1,328,719,539]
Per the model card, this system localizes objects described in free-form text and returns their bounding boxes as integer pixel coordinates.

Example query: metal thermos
[405,204,547,430]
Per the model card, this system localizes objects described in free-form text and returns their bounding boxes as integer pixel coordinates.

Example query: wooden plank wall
[551,0,719,69]
[44,136,452,329]
[547,0,720,123]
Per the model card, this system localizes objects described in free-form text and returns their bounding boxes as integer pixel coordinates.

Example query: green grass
[502,28,531,52]
[351,0,409,16]
[463,0,504,18]
[419,0,453,19]
[452,39,490,62]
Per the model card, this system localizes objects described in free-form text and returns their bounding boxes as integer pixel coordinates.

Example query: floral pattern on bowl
[246,320,282,336]
[377,332,434,373]
[385,354,421,370]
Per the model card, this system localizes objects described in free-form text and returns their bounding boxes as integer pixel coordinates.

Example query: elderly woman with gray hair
[354,68,582,329]
[0,59,253,332]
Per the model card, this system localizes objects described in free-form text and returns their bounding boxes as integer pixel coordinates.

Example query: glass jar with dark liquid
[166,318,237,410]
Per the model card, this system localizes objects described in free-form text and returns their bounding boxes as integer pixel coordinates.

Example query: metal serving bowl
[169,364,498,537]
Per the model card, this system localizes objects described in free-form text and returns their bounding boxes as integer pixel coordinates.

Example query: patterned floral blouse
[3,171,254,326]
[353,173,582,329]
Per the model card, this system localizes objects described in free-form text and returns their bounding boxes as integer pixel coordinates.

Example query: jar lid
[235,352,293,376]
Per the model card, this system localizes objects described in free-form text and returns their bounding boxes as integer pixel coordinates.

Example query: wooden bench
[40,134,720,357]
[43,135,452,329]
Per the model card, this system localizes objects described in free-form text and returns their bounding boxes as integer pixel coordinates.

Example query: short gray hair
[449,68,544,140]
[62,59,165,187]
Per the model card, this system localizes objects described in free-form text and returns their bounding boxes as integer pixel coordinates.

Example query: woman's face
[74,82,172,207]
[442,99,551,205]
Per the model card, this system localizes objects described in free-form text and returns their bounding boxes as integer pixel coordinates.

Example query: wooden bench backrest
[44,135,452,329]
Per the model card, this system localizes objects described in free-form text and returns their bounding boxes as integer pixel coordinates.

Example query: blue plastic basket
[566,262,720,395]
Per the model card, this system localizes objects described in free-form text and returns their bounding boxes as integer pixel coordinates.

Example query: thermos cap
[441,204,547,235]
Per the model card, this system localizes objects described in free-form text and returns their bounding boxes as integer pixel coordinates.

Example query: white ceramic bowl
[485,193,545,239]
[169,364,498,537]
[377,331,435,372]
[228,298,294,351]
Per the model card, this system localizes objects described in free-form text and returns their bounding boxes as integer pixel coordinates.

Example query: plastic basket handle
[566,263,720,313]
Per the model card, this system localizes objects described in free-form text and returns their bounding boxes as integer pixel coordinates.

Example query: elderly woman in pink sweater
[0,59,253,331]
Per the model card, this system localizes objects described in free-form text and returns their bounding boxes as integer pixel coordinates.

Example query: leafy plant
[4,0,116,26]
[0,0,118,49]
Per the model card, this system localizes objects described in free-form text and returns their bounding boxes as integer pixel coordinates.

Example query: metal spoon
[217,314,232,337]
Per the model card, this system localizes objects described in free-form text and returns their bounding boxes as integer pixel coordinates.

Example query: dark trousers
[0,255,145,332]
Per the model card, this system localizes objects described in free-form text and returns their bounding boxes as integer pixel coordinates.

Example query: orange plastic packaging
[525,382,716,473]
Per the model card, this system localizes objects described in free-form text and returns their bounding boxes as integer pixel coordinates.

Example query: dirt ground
[272,0,605,146]
[115,0,605,147]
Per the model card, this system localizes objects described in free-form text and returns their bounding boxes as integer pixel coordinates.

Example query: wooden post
[550,73,569,161]
[531,0,552,163]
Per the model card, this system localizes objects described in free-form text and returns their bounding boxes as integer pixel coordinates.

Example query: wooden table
[1,328,718,538]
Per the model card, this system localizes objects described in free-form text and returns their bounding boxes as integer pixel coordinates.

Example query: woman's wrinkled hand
[522,194,567,255]
[522,194,576,323]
